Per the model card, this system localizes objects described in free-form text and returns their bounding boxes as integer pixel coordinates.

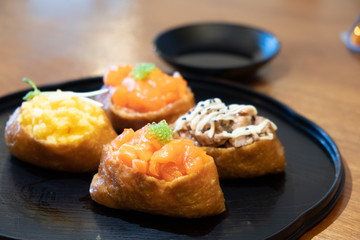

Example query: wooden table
[1,0,359,239]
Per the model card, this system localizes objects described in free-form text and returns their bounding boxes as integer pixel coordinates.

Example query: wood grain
[1,0,359,239]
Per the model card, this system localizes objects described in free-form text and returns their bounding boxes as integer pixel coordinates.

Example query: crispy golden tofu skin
[90,152,226,218]
[90,123,226,218]
[5,94,117,172]
[203,130,285,178]
[97,87,195,132]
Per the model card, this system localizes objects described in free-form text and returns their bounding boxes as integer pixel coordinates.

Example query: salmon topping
[109,122,211,181]
[103,63,188,113]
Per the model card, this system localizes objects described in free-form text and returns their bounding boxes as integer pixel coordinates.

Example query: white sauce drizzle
[174,98,277,141]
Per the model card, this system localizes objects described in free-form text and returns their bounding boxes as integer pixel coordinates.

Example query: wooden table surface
[1,0,359,239]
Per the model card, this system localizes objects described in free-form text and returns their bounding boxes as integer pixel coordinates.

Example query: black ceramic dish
[0,77,343,239]
[154,23,281,80]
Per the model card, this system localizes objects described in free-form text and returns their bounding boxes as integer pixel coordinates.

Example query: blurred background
[1,0,359,92]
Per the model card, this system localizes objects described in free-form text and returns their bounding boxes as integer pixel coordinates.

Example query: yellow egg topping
[18,94,106,144]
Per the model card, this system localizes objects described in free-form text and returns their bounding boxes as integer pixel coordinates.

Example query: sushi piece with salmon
[96,63,195,132]
[89,120,225,218]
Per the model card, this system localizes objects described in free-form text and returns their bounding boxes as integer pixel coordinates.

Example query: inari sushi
[90,120,225,218]
[173,98,285,179]
[5,79,117,172]
[96,63,195,132]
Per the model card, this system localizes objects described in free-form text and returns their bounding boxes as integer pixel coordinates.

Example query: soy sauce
[174,51,253,69]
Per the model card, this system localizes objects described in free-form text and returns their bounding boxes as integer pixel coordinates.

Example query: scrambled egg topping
[18,94,105,144]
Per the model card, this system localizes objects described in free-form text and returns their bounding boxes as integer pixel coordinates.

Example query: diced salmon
[132,159,148,174]
[111,128,134,149]
[134,143,153,161]
[104,65,132,86]
[103,64,188,113]
[111,124,210,181]
[117,143,137,167]
[111,85,128,108]
[159,162,183,182]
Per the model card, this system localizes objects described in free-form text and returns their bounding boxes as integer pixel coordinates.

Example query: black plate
[0,77,344,240]
[154,22,281,80]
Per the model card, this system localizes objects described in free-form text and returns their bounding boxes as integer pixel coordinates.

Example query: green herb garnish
[148,120,173,145]
[132,63,156,80]
[23,78,41,100]
[21,78,108,107]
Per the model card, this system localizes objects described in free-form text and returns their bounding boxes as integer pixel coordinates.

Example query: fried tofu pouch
[96,63,195,132]
[174,98,285,179]
[5,93,117,173]
[90,121,226,218]
[99,88,195,132]
[203,130,285,178]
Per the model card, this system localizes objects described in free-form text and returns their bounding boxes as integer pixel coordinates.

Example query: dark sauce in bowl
[154,22,280,80]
